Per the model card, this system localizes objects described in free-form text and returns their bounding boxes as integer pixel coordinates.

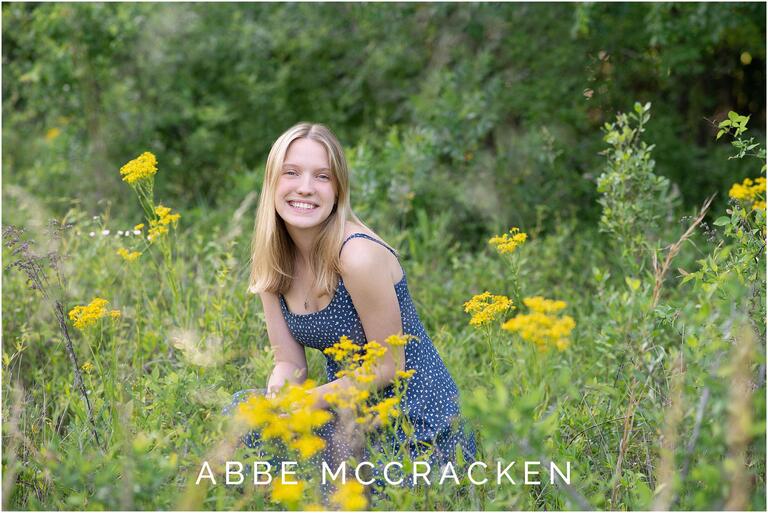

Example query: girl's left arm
[308,241,405,409]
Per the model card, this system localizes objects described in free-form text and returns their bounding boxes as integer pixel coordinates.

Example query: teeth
[289,201,316,210]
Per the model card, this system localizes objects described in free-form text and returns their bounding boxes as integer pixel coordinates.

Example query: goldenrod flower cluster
[270,479,306,507]
[463,292,514,326]
[68,298,121,330]
[502,296,575,351]
[116,248,141,262]
[322,335,414,428]
[237,380,331,460]
[489,227,528,254]
[729,176,766,211]
[120,152,158,185]
[147,204,181,241]
[331,480,368,511]
[81,361,95,374]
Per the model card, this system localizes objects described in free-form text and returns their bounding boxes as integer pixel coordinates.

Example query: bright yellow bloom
[395,369,416,380]
[363,397,401,427]
[323,335,360,361]
[463,292,514,326]
[81,361,94,373]
[729,176,766,211]
[120,152,158,184]
[270,479,305,505]
[502,296,575,352]
[237,381,332,460]
[237,394,276,428]
[147,204,181,242]
[289,435,326,459]
[134,223,145,231]
[321,335,407,429]
[331,481,368,511]
[116,248,141,262]
[385,334,414,347]
[489,227,528,254]
[261,420,292,443]
[68,298,120,330]
[523,296,567,314]
[287,408,332,434]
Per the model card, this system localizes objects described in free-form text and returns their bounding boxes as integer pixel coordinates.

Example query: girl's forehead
[284,138,330,168]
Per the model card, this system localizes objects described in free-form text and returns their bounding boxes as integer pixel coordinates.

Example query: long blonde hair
[248,122,361,296]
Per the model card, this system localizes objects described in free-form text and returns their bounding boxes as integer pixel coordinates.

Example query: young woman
[234,122,474,470]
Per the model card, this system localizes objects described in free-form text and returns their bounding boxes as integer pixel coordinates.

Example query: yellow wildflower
[502,296,575,352]
[523,296,567,314]
[287,408,332,434]
[384,334,414,347]
[270,479,305,505]
[331,481,368,511]
[237,394,276,428]
[489,227,528,254]
[729,176,766,211]
[463,292,514,326]
[116,248,141,262]
[237,381,332,460]
[323,335,360,361]
[134,223,144,231]
[289,434,326,459]
[45,127,61,141]
[68,298,120,330]
[147,204,181,242]
[81,361,94,374]
[363,397,401,427]
[395,369,416,380]
[120,152,158,184]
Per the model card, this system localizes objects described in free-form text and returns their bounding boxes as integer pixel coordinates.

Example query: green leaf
[728,111,739,122]
[713,216,730,226]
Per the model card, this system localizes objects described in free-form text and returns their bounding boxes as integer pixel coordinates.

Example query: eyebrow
[282,163,331,172]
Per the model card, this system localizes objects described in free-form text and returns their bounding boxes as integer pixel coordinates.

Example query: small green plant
[597,102,671,268]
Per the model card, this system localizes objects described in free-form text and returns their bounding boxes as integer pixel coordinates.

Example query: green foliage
[3,3,764,223]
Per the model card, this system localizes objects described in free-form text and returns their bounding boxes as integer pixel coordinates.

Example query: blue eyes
[283,170,331,181]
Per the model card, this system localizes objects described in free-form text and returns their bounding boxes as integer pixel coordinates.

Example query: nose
[295,173,314,195]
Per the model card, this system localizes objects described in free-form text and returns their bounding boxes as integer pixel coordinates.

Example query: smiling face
[274,137,337,233]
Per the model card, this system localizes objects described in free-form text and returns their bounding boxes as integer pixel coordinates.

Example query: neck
[285,224,320,266]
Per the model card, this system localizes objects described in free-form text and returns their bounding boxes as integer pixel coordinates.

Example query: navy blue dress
[228,233,475,469]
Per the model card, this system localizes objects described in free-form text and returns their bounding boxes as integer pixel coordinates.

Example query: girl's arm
[259,291,308,395]
[308,238,405,409]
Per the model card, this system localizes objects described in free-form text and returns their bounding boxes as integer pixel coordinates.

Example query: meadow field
[2,3,766,510]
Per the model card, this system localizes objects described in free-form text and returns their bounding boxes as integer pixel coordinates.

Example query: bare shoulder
[339,225,400,282]
[339,236,390,274]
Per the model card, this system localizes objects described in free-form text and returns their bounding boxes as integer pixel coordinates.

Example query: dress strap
[339,233,399,258]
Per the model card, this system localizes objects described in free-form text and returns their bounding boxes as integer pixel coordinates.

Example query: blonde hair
[248,122,362,296]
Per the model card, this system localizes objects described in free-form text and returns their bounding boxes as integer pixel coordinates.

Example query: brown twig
[610,378,640,509]
[651,194,715,307]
